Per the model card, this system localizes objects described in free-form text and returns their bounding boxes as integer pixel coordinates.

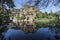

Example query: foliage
[0,0,14,8]
[27,0,60,8]
[0,0,14,25]
[0,7,7,25]
[17,15,26,20]
[34,11,60,27]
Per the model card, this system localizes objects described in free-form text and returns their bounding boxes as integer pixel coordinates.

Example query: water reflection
[0,21,60,40]
[3,28,56,40]
[11,21,37,33]
[2,27,60,40]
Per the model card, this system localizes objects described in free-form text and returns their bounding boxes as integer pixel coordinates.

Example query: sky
[14,0,60,13]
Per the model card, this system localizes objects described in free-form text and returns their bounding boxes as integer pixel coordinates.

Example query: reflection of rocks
[19,22,37,33]
[21,25,37,33]
[12,22,38,33]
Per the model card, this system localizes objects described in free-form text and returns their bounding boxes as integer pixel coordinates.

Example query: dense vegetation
[0,0,60,27]
[0,0,14,26]
[34,11,60,27]
[0,7,7,25]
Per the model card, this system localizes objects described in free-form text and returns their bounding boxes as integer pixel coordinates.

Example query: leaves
[0,0,15,8]
[0,7,7,24]
[26,0,60,9]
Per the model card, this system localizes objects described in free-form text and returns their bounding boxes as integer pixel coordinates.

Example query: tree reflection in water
[0,21,60,40]
[11,21,60,39]
[11,21,38,33]
[49,27,60,40]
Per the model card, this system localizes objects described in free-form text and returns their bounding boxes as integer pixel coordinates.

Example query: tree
[0,7,7,25]
[38,0,59,6]
[0,0,15,25]
[0,0,14,8]
[26,0,60,9]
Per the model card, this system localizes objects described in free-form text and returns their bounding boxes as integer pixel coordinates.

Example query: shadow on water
[0,26,8,40]
[0,21,60,40]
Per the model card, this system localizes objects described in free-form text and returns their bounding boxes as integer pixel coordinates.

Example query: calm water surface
[1,22,60,40]
[2,27,60,40]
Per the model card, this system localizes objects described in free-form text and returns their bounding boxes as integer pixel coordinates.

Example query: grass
[34,18,55,23]
[34,16,60,27]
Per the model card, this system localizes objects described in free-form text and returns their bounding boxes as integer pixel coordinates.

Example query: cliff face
[10,5,38,24]
[20,5,37,22]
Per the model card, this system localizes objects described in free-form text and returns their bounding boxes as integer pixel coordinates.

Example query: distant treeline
[34,11,60,27]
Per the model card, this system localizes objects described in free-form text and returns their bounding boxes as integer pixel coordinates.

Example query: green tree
[0,7,7,25]
[27,0,60,7]
[0,0,15,25]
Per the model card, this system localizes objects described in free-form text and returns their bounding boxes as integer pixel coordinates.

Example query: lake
[2,27,60,40]
[0,22,60,40]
